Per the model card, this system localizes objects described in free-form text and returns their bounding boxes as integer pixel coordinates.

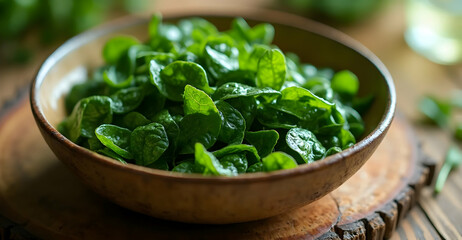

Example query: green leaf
[110,87,145,114]
[195,143,237,176]
[130,123,169,166]
[245,130,279,157]
[215,100,246,145]
[212,144,260,166]
[117,112,151,130]
[97,148,127,164]
[256,49,286,91]
[286,128,326,163]
[146,158,169,171]
[455,124,462,141]
[231,18,275,45]
[203,36,239,79]
[183,85,219,116]
[103,36,140,65]
[213,82,280,100]
[256,105,299,129]
[331,70,359,97]
[323,147,342,158]
[157,61,213,101]
[103,66,134,88]
[226,96,257,130]
[95,124,133,159]
[262,152,298,172]
[219,153,248,173]
[149,13,162,39]
[435,145,462,194]
[247,162,263,173]
[273,86,333,120]
[61,96,113,142]
[418,96,451,128]
[178,114,222,154]
[65,79,108,114]
[172,160,196,173]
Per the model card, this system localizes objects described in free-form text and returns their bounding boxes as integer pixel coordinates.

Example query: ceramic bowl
[30,9,395,224]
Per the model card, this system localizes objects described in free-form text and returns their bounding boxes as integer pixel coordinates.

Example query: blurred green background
[0,0,388,65]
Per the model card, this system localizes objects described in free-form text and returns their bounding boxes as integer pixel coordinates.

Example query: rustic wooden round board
[0,96,432,240]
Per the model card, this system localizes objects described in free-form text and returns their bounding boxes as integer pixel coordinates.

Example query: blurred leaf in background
[0,0,147,64]
[279,0,388,24]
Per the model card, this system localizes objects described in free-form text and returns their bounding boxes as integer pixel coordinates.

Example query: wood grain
[0,97,428,239]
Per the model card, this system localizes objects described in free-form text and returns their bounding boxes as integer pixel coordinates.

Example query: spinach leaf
[219,153,248,173]
[110,87,145,114]
[98,148,127,164]
[273,86,333,120]
[286,128,326,163]
[213,82,280,101]
[152,109,180,162]
[147,158,169,171]
[178,85,222,153]
[226,96,257,130]
[204,36,239,79]
[331,70,359,98]
[323,147,342,158]
[215,100,246,145]
[95,124,133,159]
[245,130,279,157]
[247,162,263,173]
[256,49,286,91]
[65,79,108,114]
[172,160,196,173]
[157,61,214,101]
[419,96,451,128]
[262,152,298,172]
[62,96,113,142]
[117,112,151,130]
[130,123,169,166]
[103,66,134,88]
[435,145,462,194]
[195,143,238,176]
[231,18,275,45]
[103,36,140,65]
[212,144,260,165]
[256,105,299,129]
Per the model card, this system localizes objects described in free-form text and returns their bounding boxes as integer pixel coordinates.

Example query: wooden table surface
[0,0,461,239]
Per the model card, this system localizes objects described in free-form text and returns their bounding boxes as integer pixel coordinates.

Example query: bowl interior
[36,14,393,169]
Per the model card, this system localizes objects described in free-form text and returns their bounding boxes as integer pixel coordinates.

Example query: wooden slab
[0,95,433,240]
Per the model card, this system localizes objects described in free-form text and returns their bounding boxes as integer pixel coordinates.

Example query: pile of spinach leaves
[58,15,368,176]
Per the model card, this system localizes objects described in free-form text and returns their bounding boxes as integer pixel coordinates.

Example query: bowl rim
[30,8,396,183]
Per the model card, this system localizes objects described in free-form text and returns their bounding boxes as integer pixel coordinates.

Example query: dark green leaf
[157,61,213,101]
[195,143,237,176]
[146,158,169,171]
[219,153,248,173]
[95,124,133,159]
[246,162,263,173]
[215,101,246,145]
[286,128,325,163]
[61,96,113,142]
[117,112,151,130]
[204,36,239,79]
[212,144,260,165]
[103,66,134,88]
[213,82,280,101]
[245,130,279,157]
[130,123,169,166]
[98,148,127,164]
[110,87,145,114]
[226,96,257,130]
[172,160,196,173]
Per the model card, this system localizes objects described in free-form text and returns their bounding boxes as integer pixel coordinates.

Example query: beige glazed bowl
[30,9,396,224]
